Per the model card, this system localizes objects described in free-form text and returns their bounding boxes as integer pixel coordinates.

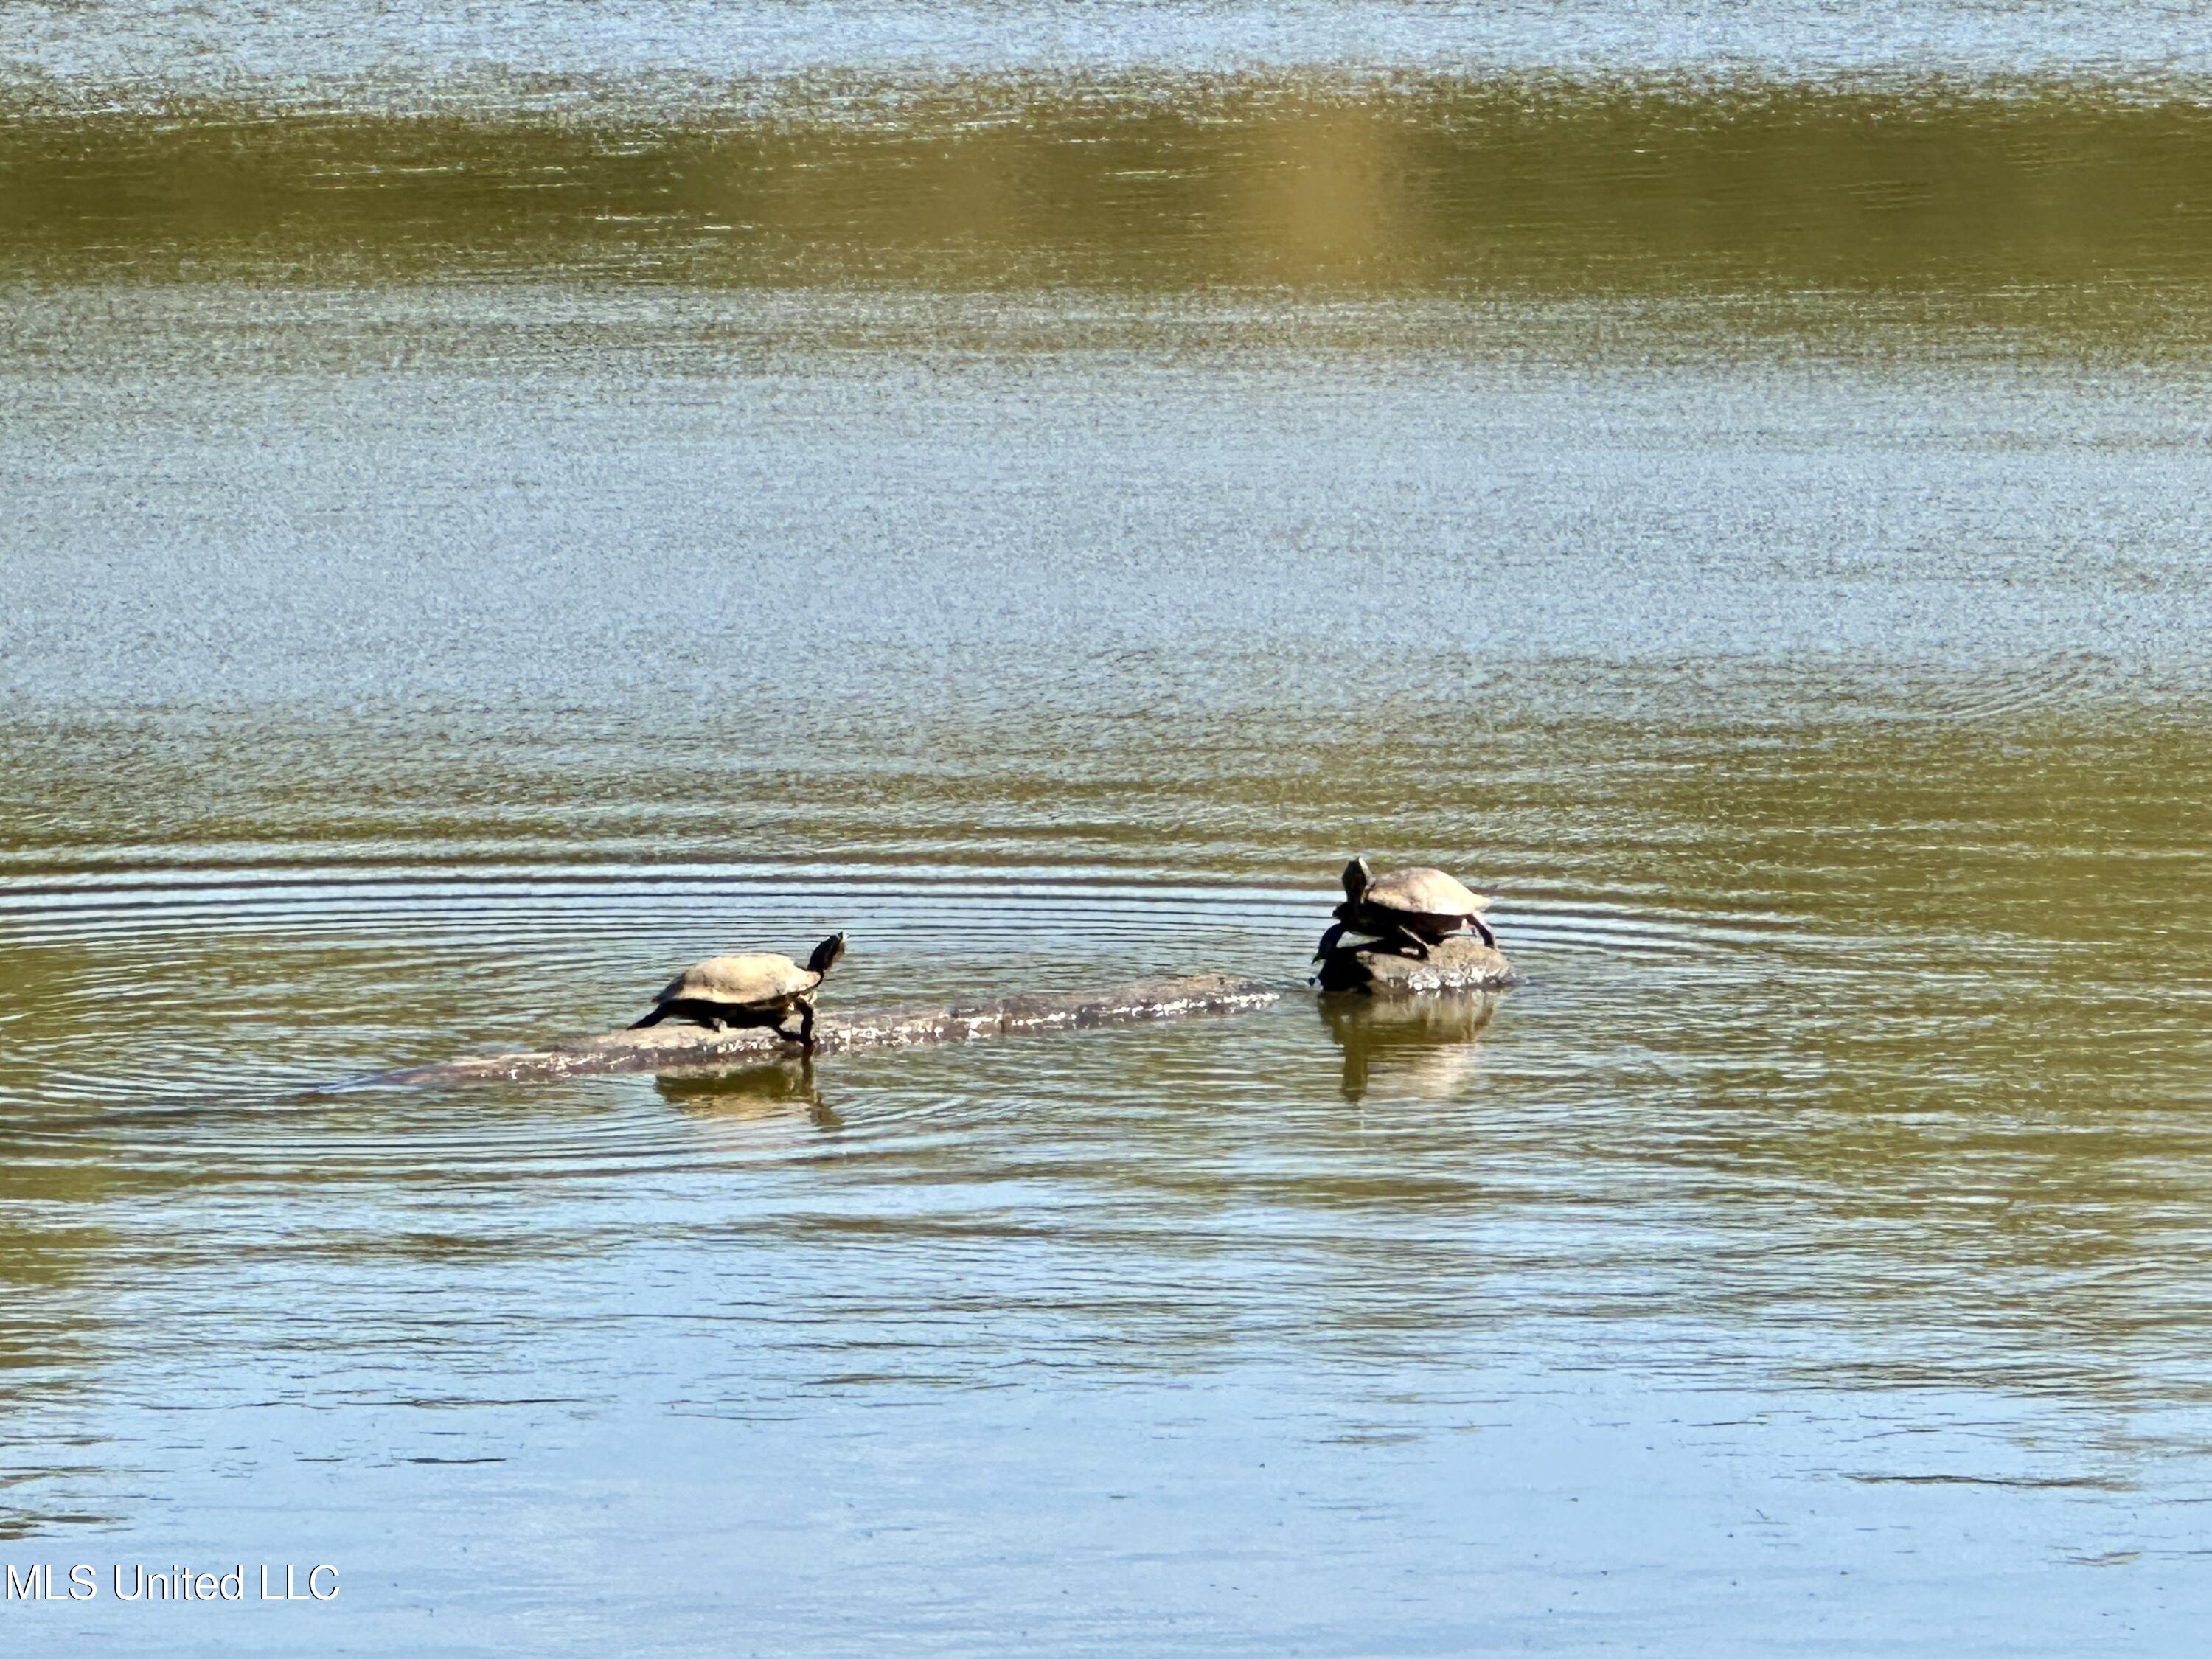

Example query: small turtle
[629,932,847,1053]
[1314,858,1494,961]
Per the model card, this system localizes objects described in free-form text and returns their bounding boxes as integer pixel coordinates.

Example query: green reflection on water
[7,81,2212,325]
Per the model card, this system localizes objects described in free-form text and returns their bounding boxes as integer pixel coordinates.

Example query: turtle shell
[1363,866,1490,917]
[654,953,814,1009]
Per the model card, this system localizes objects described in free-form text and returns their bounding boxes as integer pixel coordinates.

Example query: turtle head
[807,932,848,978]
[1341,856,1373,905]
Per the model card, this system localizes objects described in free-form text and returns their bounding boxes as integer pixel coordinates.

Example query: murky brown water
[4,5,2212,1652]
[11,86,2212,337]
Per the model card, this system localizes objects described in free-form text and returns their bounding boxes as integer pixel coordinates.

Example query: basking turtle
[630,932,846,1053]
[1314,858,1494,961]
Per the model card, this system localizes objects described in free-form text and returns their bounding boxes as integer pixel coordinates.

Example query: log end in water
[1311,936,1518,995]
[366,973,1281,1089]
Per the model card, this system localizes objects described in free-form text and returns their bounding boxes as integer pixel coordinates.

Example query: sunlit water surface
[4,6,2212,1654]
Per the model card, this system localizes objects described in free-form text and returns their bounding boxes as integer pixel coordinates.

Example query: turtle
[1313,858,1494,962]
[629,932,846,1053]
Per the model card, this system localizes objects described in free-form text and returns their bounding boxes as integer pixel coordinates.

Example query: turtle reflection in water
[1315,858,1495,963]
[1320,991,1498,1102]
[655,1063,838,1132]
[630,931,846,1052]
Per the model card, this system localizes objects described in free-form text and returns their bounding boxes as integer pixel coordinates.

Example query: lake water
[4,4,2212,1652]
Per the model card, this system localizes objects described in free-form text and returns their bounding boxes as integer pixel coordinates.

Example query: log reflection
[655,1061,839,1131]
[1318,990,1498,1102]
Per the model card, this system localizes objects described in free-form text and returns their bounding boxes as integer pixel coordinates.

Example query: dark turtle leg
[1314,921,1349,962]
[796,998,817,1056]
[636,1000,722,1030]
[1366,922,1430,960]
[1471,916,1496,947]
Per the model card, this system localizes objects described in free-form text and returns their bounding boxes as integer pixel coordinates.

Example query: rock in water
[1312,935,1517,995]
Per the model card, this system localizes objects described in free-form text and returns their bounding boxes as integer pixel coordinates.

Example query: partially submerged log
[1311,935,1517,995]
[365,973,1279,1089]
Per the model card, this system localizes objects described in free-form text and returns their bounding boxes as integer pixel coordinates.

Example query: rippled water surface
[5,3,2212,1653]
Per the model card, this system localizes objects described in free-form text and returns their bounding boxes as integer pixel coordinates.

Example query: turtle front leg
[1314,921,1349,962]
[796,997,817,1056]
[1471,916,1495,948]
